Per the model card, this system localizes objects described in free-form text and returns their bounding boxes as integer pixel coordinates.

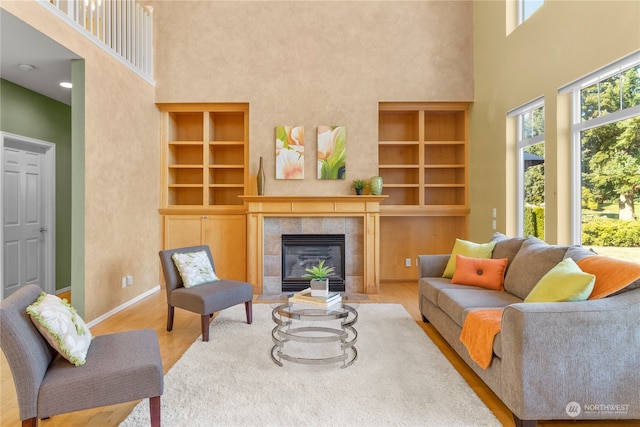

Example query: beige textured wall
[3,2,160,320]
[83,60,159,320]
[471,0,640,244]
[4,0,472,319]
[153,0,473,195]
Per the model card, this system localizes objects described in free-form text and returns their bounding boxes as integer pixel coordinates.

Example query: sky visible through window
[522,0,544,22]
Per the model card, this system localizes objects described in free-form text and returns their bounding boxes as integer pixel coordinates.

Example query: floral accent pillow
[172,250,219,288]
[26,293,92,366]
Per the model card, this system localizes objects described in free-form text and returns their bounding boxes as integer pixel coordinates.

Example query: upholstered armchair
[0,285,164,427]
[159,245,253,342]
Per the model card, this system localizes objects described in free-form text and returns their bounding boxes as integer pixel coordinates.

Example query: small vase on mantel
[370,176,383,195]
[257,157,265,196]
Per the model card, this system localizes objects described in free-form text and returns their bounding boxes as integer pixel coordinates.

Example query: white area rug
[120,304,499,426]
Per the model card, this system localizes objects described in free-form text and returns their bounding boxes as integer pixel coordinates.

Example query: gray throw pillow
[503,237,569,299]
[490,232,525,273]
[563,245,597,262]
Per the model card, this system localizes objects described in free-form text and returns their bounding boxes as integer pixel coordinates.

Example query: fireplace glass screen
[281,234,346,292]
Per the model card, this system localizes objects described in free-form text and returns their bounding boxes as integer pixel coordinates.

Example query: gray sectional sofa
[418,233,640,427]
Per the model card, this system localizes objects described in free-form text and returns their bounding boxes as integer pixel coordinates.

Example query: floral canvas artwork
[275,126,304,179]
[317,126,346,180]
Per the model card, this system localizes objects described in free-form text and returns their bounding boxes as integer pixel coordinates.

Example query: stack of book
[288,288,342,308]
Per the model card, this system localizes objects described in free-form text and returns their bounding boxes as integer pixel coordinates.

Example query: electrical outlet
[121,277,126,288]
[492,219,497,230]
[492,208,497,218]
[126,275,133,286]
[405,258,411,267]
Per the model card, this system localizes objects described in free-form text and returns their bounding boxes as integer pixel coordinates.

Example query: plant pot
[310,279,329,297]
[355,188,363,195]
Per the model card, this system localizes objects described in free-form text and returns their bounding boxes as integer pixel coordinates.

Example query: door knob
[39,227,48,233]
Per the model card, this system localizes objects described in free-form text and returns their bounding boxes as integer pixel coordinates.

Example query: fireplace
[281,234,346,293]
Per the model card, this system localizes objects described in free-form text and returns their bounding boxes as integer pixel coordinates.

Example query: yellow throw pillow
[524,258,595,303]
[442,239,497,279]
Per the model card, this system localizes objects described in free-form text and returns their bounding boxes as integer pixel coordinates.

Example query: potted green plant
[304,260,335,297]
[352,179,367,195]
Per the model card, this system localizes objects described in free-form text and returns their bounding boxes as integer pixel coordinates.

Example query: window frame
[508,97,545,237]
[560,50,640,244]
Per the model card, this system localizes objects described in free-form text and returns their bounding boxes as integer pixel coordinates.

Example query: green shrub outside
[524,205,545,239]
[582,217,640,247]
[581,188,599,211]
[527,203,639,247]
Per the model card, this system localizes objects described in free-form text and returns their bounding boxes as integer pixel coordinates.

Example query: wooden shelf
[159,103,249,207]
[378,102,469,210]
[159,104,250,282]
[168,112,203,141]
[380,205,470,216]
[378,102,470,281]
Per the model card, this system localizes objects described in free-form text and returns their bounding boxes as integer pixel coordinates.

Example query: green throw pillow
[172,250,219,288]
[442,238,497,279]
[524,258,595,303]
[26,292,92,366]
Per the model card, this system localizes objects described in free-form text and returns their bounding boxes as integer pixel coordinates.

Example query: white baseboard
[55,286,71,295]
[86,285,161,328]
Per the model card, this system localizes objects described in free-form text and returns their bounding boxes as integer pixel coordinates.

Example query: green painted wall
[0,78,72,291]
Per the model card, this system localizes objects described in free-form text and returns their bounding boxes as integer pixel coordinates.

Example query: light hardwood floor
[1,283,637,426]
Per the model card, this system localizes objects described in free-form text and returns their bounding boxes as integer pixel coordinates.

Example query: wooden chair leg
[245,300,253,324]
[167,304,174,332]
[150,395,161,427]
[201,314,210,342]
[22,418,37,427]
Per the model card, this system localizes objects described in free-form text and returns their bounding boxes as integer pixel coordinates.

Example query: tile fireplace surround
[241,196,386,295]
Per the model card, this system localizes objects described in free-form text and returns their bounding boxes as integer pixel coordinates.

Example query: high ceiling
[1,9,80,106]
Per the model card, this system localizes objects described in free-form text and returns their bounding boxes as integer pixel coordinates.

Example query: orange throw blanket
[459,308,503,369]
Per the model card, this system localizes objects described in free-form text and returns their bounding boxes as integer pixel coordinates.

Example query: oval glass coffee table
[271,302,358,368]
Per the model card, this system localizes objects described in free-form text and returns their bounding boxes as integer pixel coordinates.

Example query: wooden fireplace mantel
[240,196,387,294]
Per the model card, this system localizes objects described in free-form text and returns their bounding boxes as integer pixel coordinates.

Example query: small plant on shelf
[351,179,367,195]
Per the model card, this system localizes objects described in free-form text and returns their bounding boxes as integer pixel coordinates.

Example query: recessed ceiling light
[18,64,36,71]
[60,82,73,89]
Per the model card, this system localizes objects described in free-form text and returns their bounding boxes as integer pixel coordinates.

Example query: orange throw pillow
[576,256,640,299]
[451,255,509,291]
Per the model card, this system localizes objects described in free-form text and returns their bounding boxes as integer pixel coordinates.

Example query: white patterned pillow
[26,293,92,366]
[172,250,219,288]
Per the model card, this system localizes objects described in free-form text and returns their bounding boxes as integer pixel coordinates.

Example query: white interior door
[2,132,55,299]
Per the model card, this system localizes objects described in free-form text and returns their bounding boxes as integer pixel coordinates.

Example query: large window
[563,51,640,261]
[509,98,545,239]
